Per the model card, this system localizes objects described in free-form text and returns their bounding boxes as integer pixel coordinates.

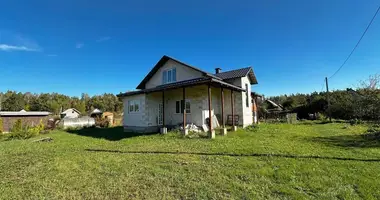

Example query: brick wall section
[1,116,49,132]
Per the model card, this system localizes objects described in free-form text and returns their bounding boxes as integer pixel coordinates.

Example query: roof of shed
[0,110,51,116]
[61,108,81,114]
[215,67,258,84]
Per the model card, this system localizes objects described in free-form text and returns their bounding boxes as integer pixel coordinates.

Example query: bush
[95,117,110,128]
[349,118,363,126]
[11,119,23,133]
[7,119,47,140]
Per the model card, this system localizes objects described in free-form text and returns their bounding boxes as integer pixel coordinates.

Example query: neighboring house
[60,108,81,119]
[266,99,284,112]
[251,92,264,123]
[117,55,258,134]
[0,110,51,133]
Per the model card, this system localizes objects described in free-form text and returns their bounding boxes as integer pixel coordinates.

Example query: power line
[329,5,380,79]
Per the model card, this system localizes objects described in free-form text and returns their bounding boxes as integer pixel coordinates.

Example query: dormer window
[162,68,176,84]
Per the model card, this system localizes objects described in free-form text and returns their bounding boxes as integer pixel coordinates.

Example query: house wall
[145,60,204,89]
[222,76,253,127]
[240,76,253,127]
[122,79,254,133]
[122,94,150,132]
[62,109,80,118]
[1,116,49,132]
[140,84,249,129]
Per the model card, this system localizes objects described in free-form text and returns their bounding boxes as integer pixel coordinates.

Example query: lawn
[1,122,380,199]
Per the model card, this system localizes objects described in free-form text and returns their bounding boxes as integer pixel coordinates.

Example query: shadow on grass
[67,126,158,141]
[85,148,380,162]
[310,132,380,148]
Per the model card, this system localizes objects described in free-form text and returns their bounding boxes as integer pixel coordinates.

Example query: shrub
[349,118,363,126]
[7,119,47,140]
[11,119,23,133]
[95,117,110,128]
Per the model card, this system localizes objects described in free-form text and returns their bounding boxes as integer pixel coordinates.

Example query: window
[128,100,140,113]
[175,100,190,114]
[162,68,177,84]
[245,84,249,107]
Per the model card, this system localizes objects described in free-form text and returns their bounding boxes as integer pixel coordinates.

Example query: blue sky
[0,0,379,97]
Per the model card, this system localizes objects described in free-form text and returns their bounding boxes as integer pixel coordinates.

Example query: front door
[158,103,163,125]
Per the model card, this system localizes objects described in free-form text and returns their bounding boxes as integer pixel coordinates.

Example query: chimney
[215,68,222,74]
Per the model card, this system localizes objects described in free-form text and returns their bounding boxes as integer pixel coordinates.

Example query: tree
[359,74,380,90]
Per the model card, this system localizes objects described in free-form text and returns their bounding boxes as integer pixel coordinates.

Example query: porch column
[182,87,188,135]
[160,91,167,134]
[208,83,215,138]
[220,87,227,135]
[231,89,237,131]
[162,91,165,126]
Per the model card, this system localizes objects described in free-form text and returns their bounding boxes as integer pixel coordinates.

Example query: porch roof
[117,77,245,97]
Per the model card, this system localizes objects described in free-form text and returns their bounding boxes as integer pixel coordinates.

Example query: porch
[145,83,243,138]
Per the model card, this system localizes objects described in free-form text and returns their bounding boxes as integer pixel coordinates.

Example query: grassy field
[1,122,380,199]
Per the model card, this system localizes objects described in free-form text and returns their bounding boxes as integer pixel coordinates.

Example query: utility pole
[325,77,332,122]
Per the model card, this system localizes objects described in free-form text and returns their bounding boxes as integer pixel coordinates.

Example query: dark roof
[136,55,221,89]
[118,77,245,97]
[215,67,258,84]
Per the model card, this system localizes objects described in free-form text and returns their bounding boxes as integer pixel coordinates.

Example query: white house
[117,55,258,137]
[60,108,81,119]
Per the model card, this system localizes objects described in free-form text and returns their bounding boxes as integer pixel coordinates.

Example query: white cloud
[0,31,41,52]
[96,36,111,42]
[0,44,39,52]
[76,43,84,49]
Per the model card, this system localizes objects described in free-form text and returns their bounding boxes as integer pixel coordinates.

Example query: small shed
[102,112,114,126]
[90,109,103,118]
[0,110,51,132]
[61,108,81,119]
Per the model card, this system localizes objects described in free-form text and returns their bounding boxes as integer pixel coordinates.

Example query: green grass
[1,122,380,199]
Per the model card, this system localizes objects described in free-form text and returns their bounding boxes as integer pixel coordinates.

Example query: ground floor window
[175,100,190,114]
[128,100,140,113]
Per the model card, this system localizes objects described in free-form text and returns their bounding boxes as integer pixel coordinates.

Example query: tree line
[263,75,380,121]
[0,91,123,115]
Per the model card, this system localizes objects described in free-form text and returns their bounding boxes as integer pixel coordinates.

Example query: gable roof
[61,108,81,114]
[215,67,258,84]
[136,55,221,89]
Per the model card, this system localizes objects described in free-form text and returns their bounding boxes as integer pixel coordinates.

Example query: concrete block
[232,126,238,132]
[220,128,227,136]
[160,127,167,134]
[182,129,189,136]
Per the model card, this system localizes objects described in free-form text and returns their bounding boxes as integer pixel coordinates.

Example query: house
[0,110,51,133]
[60,108,81,119]
[117,55,258,137]
[251,92,264,123]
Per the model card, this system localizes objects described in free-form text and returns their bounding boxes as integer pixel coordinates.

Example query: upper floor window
[162,68,176,84]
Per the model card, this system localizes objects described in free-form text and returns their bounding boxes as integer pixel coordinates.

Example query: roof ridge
[215,66,251,75]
